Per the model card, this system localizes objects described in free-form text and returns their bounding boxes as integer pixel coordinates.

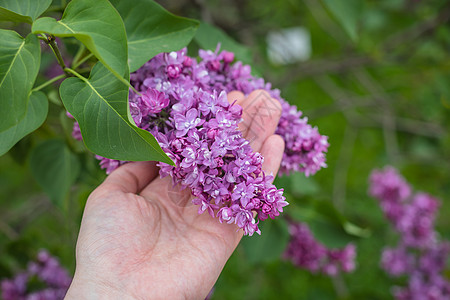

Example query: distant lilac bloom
[369,166,411,225]
[324,244,357,275]
[381,246,415,276]
[420,242,450,275]
[1,273,27,300]
[370,166,450,300]
[369,166,440,249]
[1,250,71,300]
[397,193,439,248]
[284,222,356,276]
[393,272,450,300]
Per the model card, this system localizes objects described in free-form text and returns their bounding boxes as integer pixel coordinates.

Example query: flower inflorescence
[284,222,356,276]
[369,166,450,299]
[71,47,328,235]
[1,250,71,300]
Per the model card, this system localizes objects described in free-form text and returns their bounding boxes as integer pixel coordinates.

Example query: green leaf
[0,0,52,23]
[60,62,173,164]
[194,22,253,65]
[30,139,81,207]
[0,91,48,156]
[322,0,362,41]
[274,172,320,197]
[0,30,41,132]
[111,0,199,73]
[32,0,128,80]
[240,218,290,264]
[289,200,369,248]
[308,217,356,248]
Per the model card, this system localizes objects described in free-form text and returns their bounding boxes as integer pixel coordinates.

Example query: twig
[332,125,357,210]
[1,196,51,234]
[332,274,349,299]
[15,196,52,232]
[272,2,450,86]
[353,69,400,163]
[306,97,376,120]
[72,53,94,70]
[41,34,70,76]
[314,75,363,212]
[0,220,19,239]
[314,75,363,125]
[194,0,213,23]
[32,74,66,92]
[271,56,372,87]
[382,2,450,52]
[71,44,86,69]
[366,114,445,139]
[303,0,348,44]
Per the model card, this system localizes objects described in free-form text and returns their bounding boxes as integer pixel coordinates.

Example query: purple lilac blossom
[369,166,440,249]
[70,47,328,235]
[381,246,415,276]
[1,250,72,300]
[369,166,411,226]
[204,287,215,300]
[66,112,82,141]
[284,222,356,276]
[369,166,450,299]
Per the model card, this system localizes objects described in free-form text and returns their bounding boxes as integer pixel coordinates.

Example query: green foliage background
[1,0,450,299]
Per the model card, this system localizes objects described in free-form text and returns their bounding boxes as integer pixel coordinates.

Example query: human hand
[65,90,285,300]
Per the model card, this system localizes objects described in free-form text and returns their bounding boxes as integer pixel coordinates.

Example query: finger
[227,91,248,134]
[227,90,245,105]
[240,90,282,152]
[97,161,159,194]
[260,134,285,180]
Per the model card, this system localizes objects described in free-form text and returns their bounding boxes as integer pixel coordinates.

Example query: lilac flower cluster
[284,222,356,276]
[71,47,328,235]
[126,46,328,176]
[369,166,450,299]
[1,250,72,300]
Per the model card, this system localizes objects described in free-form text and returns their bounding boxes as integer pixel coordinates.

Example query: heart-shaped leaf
[32,0,128,80]
[60,62,173,164]
[111,0,199,72]
[0,30,41,132]
[0,91,48,156]
[0,0,52,23]
[30,139,80,207]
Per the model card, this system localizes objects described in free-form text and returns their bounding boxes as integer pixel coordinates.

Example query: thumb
[97,161,160,194]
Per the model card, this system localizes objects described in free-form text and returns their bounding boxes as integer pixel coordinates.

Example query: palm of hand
[67,91,284,299]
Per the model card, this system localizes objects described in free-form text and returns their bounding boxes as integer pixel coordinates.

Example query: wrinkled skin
[66,90,284,299]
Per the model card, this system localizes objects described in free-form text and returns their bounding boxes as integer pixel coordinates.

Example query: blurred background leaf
[241,218,290,264]
[30,139,80,208]
[321,0,362,41]
[0,91,48,156]
[194,22,253,65]
[111,0,199,72]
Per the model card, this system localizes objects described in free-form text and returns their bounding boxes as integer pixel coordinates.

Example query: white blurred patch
[266,27,311,65]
